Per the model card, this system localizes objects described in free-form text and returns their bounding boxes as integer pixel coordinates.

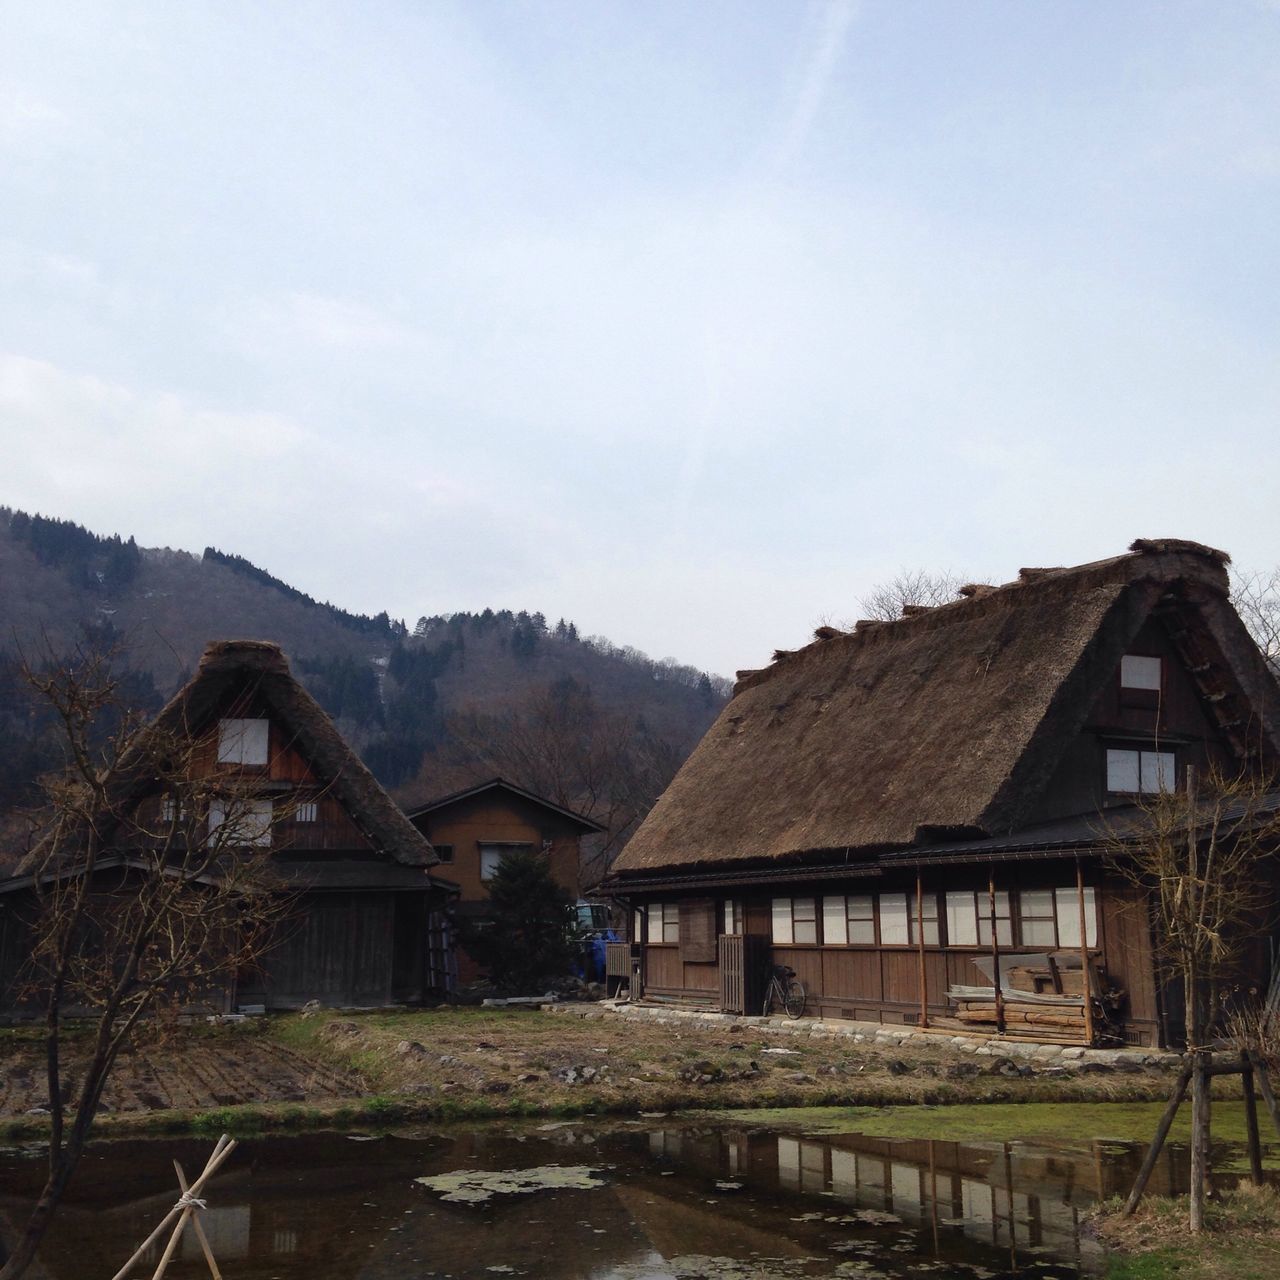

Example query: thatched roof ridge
[612,540,1274,876]
[737,540,1231,696]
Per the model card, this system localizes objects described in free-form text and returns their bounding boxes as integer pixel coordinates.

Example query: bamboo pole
[916,871,929,1029]
[988,868,1004,1037]
[1074,861,1095,1046]
[111,1136,237,1280]
[1189,1050,1210,1233]
[1123,1060,1193,1215]
[1241,1051,1265,1187]
[174,1160,224,1280]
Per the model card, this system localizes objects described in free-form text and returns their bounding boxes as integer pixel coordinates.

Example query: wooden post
[1076,860,1095,1047]
[1189,1050,1210,1233]
[1123,1059,1193,1215]
[916,871,929,1029]
[1247,1048,1280,1139]
[1241,1051,1265,1187]
[928,1140,939,1253]
[988,868,1004,1036]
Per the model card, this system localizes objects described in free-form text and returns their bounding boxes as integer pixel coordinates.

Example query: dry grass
[1094,1184,1280,1279]
[270,1004,1178,1117]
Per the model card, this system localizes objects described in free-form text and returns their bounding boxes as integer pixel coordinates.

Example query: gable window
[1120,655,1162,690]
[217,718,269,766]
[656,902,680,943]
[208,797,272,846]
[771,896,818,944]
[294,801,318,824]
[945,890,1012,947]
[433,842,454,864]
[1106,747,1175,794]
[723,899,745,934]
[822,894,876,945]
[879,892,939,946]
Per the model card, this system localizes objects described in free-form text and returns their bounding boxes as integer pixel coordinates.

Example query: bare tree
[1231,566,1280,672]
[0,649,294,1280]
[1107,765,1280,1232]
[444,677,685,887]
[856,568,967,623]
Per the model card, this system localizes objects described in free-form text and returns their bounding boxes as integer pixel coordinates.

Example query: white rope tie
[175,1192,207,1212]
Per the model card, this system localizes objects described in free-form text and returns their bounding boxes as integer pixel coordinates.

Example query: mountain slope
[0,507,729,858]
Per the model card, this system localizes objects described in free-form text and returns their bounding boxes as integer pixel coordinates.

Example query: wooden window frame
[658,901,680,944]
[478,840,534,881]
[821,893,877,947]
[216,717,270,768]
[943,888,1012,949]
[432,842,454,863]
[771,896,819,945]
[1119,652,1164,710]
[723,898,745,935]
[1105,745,1176,796]
[1012,885,1098,949]
[879,891,939,947]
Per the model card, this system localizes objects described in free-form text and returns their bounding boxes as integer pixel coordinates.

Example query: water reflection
[0,1117,1201,1279]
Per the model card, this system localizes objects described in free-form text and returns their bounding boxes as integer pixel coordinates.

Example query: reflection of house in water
[638,1123,1194,1274]
[0,1122,1195,1278]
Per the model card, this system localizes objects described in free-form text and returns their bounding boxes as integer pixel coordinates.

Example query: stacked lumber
[949,998,1088,1029]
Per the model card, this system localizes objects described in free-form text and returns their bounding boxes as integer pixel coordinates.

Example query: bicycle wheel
[783,979,806,1019]
[761,982,776,1017]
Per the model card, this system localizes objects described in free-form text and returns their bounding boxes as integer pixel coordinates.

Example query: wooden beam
[1076,860,1095,1047]
[988,867,1004,1036]
[1123,1060,1193,1215]
[1247,1048,1280,1140]
[916,870,929,1029]
[1242,1051,1265,1187]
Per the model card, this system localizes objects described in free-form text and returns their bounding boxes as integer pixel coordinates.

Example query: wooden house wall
[411,791,584,904]
[629,860,1176,1045]
[1030,619,1237,827]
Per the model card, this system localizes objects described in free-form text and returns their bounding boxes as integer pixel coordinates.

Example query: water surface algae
[415,1164,607,1203]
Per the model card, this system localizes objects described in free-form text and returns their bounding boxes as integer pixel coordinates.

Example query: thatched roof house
[2,641,457,1013]
[613,539,1279,876]
[604,540,1280,1050]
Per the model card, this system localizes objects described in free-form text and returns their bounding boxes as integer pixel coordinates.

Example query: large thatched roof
[15,640,436,874]
[611,539,1280,876]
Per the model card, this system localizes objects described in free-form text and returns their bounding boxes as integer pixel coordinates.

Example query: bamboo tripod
[1123,1050,1280,1215]
[111,1134,238,1280]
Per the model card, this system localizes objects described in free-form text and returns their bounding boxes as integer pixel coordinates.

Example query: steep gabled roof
[15,640,436,874]
[405,776,605,834]
[611,539,1280,875]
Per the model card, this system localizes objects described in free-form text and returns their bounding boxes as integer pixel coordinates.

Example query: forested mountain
[0,507,731,871]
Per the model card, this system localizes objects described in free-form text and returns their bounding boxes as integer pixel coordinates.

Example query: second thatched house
[0,640,458,1013]
[603,540,1280,1048]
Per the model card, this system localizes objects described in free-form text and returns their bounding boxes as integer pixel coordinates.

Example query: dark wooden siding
[247,893,394,1009]
[679,899,717,964]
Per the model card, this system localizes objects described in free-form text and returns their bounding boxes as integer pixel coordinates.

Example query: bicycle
[762,963,806,1019]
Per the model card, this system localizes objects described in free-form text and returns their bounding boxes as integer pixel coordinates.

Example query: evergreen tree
[460,849,574,992]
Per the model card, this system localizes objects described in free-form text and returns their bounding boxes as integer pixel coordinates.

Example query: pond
[0,1107,1254,1279]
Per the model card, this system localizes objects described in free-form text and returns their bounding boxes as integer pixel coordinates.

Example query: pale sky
[3,2,1279,676]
